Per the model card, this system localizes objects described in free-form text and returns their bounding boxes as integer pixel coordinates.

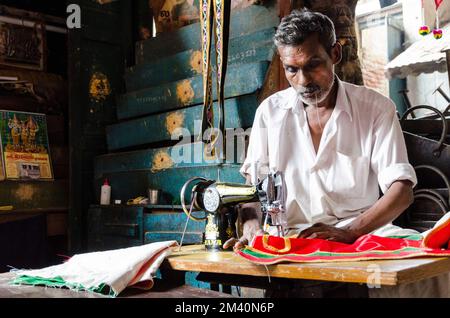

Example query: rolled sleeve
[371,101,417,193]
[378,163,417,194]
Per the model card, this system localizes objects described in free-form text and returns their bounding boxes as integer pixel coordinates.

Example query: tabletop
[165,245,450,286]
[0,271,233,298]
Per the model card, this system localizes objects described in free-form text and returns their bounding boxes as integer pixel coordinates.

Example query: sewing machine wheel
[180,176,210,221]
[203,187,221,213]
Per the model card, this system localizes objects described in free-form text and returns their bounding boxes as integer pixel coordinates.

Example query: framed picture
[0,21,46,71]
[0,110,53,180]
[0,138,4,181]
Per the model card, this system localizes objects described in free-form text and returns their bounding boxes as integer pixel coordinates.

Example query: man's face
[278,34,341,105]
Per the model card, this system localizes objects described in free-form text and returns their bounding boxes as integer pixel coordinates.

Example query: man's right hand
[223,218,263,251]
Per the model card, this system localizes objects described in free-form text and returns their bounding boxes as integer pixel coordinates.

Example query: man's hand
[298,223,360,244]
[223,218,264,251]
[223,202,263,251]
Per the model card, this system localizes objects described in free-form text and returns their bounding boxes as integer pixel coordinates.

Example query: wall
[68,0,134,252]
[359,23,389,96]
[407,72,449,112]
[0,3,69,269]
[356,1,403,106]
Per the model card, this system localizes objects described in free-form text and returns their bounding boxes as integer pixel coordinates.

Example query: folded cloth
[422,212,450,249]
[238,213,450,265]
[12,241,178,297]
[237,233,450,265]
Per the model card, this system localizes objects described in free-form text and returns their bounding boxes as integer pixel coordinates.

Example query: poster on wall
[0,21,46,71]
[0,137,4,181]
[0,110,53,180]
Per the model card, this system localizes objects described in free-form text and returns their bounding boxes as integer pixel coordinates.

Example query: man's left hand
[298,223,361,244]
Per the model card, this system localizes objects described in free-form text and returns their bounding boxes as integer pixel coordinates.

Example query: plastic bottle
[100,179,111,205]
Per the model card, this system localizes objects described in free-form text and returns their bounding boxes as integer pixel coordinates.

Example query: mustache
[297,85,321,95]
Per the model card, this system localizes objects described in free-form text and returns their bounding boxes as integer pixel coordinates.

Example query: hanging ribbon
[199,0,230,161]
[419,0,445,39]
[433,0,444,39]
[419,0,431,35]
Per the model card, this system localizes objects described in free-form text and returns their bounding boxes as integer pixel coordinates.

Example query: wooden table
[0,271,233,298]
[163,245,450,288]
[3,245,450,298]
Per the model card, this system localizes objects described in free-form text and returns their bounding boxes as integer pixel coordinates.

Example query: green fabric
[387,234,423,241]
[242,246,423,259]
[12,275,115,297]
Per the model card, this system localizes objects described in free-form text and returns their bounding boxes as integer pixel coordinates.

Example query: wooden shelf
[90,203,184,211]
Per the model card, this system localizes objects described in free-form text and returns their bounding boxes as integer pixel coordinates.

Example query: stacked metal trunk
[88,5,278,251]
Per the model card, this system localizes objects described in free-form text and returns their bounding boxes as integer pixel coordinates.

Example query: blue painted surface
[116,61,268,120]
[107,93,257,151]
[126,29,275,91]
[144,212,205,232]
[144,232,203,245]
[95,142,220,179]
[185,271,211,289]
[87,8,277,296]
[93,164,245,205]
[135,5,278,63]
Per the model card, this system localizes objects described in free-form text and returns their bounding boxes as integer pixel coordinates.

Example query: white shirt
[240,78,417,233]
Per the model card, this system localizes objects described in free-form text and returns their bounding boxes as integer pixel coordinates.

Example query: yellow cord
[262,235,292,253]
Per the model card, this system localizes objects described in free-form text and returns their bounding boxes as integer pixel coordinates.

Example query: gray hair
[274,9,336,54]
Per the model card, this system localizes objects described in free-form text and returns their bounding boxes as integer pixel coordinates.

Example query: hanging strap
[199,0,230,161]
[200,0,214,153]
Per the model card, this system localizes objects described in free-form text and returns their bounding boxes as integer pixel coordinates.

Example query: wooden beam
[0,5,66,25]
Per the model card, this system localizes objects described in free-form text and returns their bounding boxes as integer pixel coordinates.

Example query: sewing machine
[180,171,286,251]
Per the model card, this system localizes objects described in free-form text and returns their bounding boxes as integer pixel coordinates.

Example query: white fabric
[14,241,177,296]
[368,212,450,298]
[241,78,417,231]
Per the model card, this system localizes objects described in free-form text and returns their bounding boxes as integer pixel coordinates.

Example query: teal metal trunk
[116,61,268,120]
[135,5,278,64]
[107,93,257,151]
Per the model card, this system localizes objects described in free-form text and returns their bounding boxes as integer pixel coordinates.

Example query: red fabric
[237,234,450,265]
[435,0,444,8]
[252,234,423,255]
[422,216,450,249]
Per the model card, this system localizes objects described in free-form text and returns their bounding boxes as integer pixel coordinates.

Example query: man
[224,9,449,297]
